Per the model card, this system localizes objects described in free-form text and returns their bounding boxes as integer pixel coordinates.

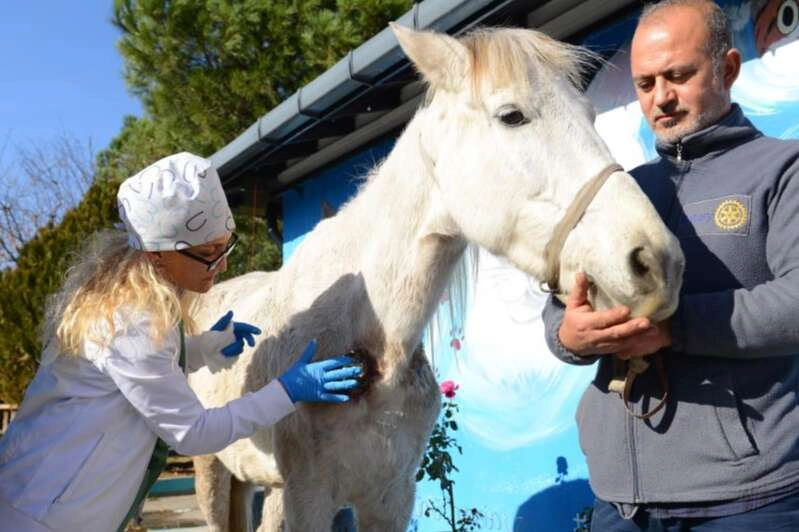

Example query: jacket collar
[655,104,761,161]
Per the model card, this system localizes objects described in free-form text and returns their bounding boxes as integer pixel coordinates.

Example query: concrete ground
[133,490,355,532]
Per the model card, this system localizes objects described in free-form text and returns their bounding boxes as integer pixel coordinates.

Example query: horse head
[393,24,684,320]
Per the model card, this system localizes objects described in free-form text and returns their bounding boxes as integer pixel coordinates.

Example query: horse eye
[497,107,529,127]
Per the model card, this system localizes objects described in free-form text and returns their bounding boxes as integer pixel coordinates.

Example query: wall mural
[280,1,799,530]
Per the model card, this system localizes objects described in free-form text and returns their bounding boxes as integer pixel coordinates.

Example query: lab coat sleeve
[94,319,294,456]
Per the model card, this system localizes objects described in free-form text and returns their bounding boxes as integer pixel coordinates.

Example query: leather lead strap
[609,353,669,420]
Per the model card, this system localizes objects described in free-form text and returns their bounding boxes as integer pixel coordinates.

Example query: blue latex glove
[210,310,262,358]
[278,340,364,403]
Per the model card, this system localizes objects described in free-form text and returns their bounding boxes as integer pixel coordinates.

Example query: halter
[419,136,622,291]
[538,161,669,421]
[539,162,623,294]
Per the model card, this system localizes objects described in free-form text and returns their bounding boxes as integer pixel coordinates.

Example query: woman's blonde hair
[42,229,197,359]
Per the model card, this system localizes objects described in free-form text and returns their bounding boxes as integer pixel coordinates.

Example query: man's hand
[558,272,671,358]
[616,320,671,359]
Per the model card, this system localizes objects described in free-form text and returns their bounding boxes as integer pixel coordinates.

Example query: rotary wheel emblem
[714,199,747,230]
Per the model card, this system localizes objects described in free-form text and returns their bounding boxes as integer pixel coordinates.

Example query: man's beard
[652,106,724,144]
[651,89,729,144]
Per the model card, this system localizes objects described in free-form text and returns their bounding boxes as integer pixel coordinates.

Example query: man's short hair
[639,0,732,73]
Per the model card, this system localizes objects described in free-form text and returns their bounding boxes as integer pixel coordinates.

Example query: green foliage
[417,388,484,532]
[95,116,181,182]
[218,215,281,281]
[0,179,120,403]
[112,0,412,155]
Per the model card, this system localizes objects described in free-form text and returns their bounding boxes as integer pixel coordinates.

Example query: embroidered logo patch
[714,199,747,231]
[676,195,751,237]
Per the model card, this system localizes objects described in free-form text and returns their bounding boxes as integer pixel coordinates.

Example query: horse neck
[358,117,467,367]
[285,111,466,369]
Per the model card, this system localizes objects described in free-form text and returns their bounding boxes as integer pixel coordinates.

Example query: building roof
[211,0,637,209]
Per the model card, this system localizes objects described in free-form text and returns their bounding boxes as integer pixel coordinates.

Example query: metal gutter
[277,91,423,185]
[212,0,639,190]
[528,0,636,38]
[210,0,519,184]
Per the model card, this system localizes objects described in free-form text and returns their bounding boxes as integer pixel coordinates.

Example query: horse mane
[435,27,602,96]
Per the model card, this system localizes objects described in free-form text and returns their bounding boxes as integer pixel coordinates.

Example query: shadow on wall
[514,457,594,532]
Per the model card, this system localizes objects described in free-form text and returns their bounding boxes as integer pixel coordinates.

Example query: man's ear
[722,48,742,90]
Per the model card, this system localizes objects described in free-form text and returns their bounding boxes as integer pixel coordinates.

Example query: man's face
[631,6,732,143]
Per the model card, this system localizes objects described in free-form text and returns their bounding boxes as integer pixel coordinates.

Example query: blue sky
[0,2,142,162]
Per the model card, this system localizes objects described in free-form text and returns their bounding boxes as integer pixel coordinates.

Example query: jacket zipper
[629,139,689,502]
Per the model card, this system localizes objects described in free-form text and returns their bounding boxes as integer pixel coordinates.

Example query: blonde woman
[0,152,363,532]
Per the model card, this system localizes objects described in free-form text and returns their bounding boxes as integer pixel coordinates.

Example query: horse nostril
[629,246,651,278]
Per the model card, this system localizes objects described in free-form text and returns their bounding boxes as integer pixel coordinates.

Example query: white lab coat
[0,311,293,532]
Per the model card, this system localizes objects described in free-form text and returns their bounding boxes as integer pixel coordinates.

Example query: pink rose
[439,380,459,398]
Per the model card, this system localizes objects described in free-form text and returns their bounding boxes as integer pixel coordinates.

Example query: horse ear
[390,22,468,91]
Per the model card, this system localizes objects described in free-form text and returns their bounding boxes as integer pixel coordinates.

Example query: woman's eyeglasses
[177,232,239,271]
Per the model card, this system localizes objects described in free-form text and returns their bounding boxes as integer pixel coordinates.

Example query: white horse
[189,24,684,531]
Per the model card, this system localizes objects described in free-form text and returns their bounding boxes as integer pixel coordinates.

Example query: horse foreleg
[282,478,338,532]
[230,476,255,532]
[255,485,284,532]
[194,454,232,532]
[356,476,416,532]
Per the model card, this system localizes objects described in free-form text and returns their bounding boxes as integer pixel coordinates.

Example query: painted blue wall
[282,138,395,257]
